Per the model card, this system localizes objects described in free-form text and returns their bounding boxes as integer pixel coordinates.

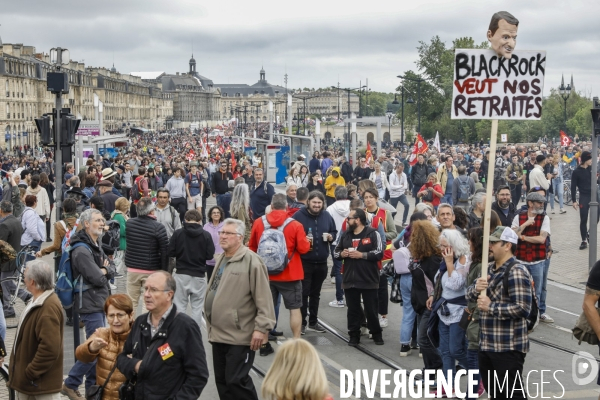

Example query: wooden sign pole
[480,119,498,294]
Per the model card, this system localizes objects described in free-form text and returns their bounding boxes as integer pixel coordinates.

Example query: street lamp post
[397,74,440,134]
[386,110,393,144]
[331,85,365,164]
[292,94,320,136]
[392,85,414,146]
[559,74,572,133]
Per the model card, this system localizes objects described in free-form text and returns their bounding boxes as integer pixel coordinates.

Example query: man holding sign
[453,10,544,398]
[467,226,533,399]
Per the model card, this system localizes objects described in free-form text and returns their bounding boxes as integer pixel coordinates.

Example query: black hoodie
[167,222,215,277]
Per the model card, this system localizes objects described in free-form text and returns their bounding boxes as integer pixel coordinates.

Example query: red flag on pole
[365,142,373,164]
[231,150,237,171]
[408,134,429,166]
[560,130,572,147]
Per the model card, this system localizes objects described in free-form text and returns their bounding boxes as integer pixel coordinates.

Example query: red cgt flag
[560,130,572,147]
[408,134,429,166]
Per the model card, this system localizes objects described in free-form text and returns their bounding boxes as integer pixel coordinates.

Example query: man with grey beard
[511,191,551,323]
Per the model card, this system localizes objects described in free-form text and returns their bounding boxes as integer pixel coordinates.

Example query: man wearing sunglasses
[211,161,233,209]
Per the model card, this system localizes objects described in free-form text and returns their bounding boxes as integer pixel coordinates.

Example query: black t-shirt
[586,260,600,291]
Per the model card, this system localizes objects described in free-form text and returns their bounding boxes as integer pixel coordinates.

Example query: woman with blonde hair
[286,168,302,188]
[230,183,252,243]
[261,339,332,400]
[369,162,390,199]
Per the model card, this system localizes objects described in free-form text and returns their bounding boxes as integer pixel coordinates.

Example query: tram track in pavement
[317,317,408,372]
[200,318,269,380]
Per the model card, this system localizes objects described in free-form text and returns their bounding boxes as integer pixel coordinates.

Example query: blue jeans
[525,260,545,307]
[216,194,227,209]
[540,258,550,314]
[399,274,416,345]
[24,239,42,264]
[550,178,564,210]
[0,312,5,341]
[390,195,410,225]
[441,193,453,206]
[467,349,480,400]
[65,312,106,391]
[438,319,469,382]
[330,244,343,301]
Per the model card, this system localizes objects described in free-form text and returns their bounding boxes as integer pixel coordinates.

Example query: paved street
[1,188,600,399]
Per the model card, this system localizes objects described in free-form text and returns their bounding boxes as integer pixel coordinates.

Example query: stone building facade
[0,39,174,151]
[216,68,289,126]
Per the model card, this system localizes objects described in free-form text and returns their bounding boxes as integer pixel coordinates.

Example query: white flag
[433,131,441,152]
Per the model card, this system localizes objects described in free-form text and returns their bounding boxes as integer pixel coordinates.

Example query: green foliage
[395,35,593,143]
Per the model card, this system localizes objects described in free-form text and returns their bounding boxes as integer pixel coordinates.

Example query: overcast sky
[4,0,599,98]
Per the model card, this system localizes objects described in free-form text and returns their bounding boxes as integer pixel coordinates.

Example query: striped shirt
[466,257,533,353]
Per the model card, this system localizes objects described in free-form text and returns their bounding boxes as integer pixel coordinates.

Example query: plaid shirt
[466,257,533,353]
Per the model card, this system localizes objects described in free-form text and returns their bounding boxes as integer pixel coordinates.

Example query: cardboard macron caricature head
[487,11,519,59]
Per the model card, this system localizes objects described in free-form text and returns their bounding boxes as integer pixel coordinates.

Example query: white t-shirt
[511,214,551,235]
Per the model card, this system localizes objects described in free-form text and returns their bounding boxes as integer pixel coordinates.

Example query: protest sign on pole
[451,49,546,120]
[451,11,546,291]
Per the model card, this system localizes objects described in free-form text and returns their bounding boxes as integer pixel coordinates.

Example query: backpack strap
[502,260,521,297]
[170,206,177,225]
[278,218,297,263]
[278,217,295,232]
[261,215,271,230]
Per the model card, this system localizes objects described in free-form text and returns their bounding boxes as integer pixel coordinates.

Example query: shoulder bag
[87,362,118,400]
[573,307,600,345]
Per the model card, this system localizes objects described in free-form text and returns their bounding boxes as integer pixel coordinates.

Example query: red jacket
[249,210,310,281]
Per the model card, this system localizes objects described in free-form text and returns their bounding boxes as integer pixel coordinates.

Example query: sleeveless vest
[515,212,546,262]
[369,207,393,262]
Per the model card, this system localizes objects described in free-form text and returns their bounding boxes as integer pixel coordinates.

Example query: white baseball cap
[489,226,518,244]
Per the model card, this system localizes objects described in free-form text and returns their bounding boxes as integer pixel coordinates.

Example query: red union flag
[365,142,373,164]
[408,134,429,166]
[187,149,195,161]
[560,130,572,147]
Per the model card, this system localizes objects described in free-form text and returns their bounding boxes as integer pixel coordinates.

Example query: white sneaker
[329,300,344,308]
[540,313,554,323]
[360,326,369,336]
[110,283,117,290]
[331,276,336,284]
[379,316,388,328]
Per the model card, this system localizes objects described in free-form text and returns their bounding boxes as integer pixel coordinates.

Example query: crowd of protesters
[0,128,597,399]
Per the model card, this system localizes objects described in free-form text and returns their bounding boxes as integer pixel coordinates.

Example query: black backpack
[503,260,539,332]
[101,220,121,254]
